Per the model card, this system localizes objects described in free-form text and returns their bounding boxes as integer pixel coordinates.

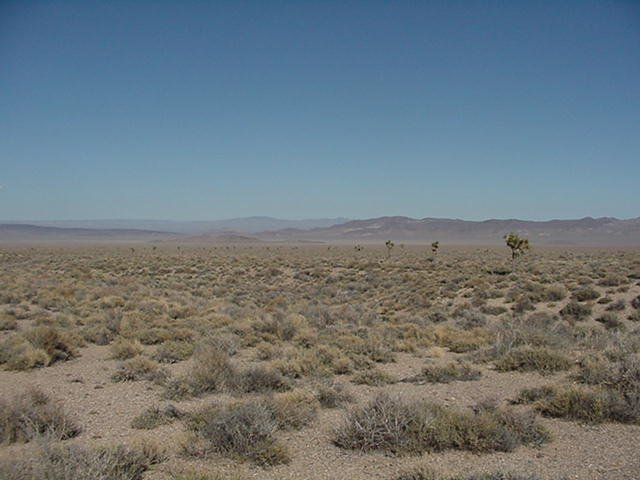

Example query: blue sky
[1,1,639,221]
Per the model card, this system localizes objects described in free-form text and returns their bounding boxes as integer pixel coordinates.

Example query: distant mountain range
[0,217,350,235]
[0,216,639,246]
[256,216,640,246]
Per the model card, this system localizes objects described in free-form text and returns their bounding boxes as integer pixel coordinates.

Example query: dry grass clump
[404,361,482,384]
[517,354,640,423]
[334,393,549,454]
[0,388,81,444]
[571,287,600,302]
[0,440,165,480]
[112,355,167,382]
[0,327,79,370]
[264,389,319,430]
[131,404,182,429]
[310,378,353,408]
[153,340,195,363]
[595,312,625,330]
[395,467,540,480]
[352,367,396,386]
[559,302,592,322]
[0,312,17,331]
[165,342,238,399]
[186,400,290,466]
[110,337,143,360]
[494,346,571,374]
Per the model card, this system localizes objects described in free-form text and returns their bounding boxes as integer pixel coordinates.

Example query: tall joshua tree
[431,241,440,256]
[504,232,530,273]
[385,240,394,259]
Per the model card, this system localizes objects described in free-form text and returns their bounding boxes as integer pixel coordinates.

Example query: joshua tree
[385,240,394,259]
[504,232,530,272]
[354,244,363,252]
[431,241,440,256]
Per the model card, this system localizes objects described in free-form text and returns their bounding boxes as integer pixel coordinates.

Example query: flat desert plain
[1,244,639,480]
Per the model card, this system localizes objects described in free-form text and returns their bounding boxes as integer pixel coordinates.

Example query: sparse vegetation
[1,244,639,478]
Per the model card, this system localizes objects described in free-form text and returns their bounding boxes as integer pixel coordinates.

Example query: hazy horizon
[2,1,639,221]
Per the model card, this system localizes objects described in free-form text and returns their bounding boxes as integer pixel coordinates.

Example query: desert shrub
[110,337,143,360]
[311,378,353,408]
[7,327,79,368]
[0,313,17,331]
[112,356,167,382]
[495,346,571,374]
[455,310,488,329]
[187,400,290,466]
[334,393,549,454]
[480,305,508,316]
[629,311,640,322]
[0,388,81,444]
[543,285,567,301]
[352,367,395,386]
[631,295,640,310]
[153,340,195,363]
[517,355,640,425]
[0,441,165,480]
[137,327,173,345]
[517,385,610,423]
[596,312,625,330]
[559,302,592,321]
[0,335,50,370]
[131,404,182,429]
[168,470,246,480]
[572,287,600,302]
[395,468,540,480]
[165,343,239,399]
[263,389,319,430]
[598,275,627,287]
[606,299,626,311]
[404,361,481,383]
[241,364,291,393]
[431,326,492,353]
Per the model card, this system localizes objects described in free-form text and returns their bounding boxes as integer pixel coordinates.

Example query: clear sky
[1,1,639,221]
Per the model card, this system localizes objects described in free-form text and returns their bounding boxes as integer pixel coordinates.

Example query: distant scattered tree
[504,232,530,272]
[385,240,394,259]
[152,245,157,251]
[431,241,440,256]
[354,245,363,252]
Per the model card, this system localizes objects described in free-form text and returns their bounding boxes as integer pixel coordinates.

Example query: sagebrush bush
[112,356,167,382]
[0,388,81,444]
[334,393,549,454]
[0,441,165,480]
[110,337,142,360]
[131,404,181,429]
[404,361,481,383]
[187,400,290,466]
[559,302,592,321]
[517,354,640,424]
[495,346,571,373]
[153,340,195,363]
